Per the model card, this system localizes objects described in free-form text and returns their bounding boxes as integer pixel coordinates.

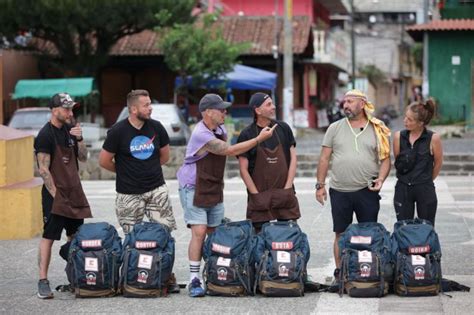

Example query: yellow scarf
[344,89,391,161]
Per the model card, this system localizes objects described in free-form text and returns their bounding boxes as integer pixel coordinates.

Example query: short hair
[127,89,149,109]
[407,98,436,125]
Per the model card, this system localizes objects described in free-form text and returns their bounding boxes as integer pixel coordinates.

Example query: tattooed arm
[37,152,56,197]
[77,139,88,162]
[204,124,278,156]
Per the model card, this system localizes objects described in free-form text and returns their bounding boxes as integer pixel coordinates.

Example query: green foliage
[358,64,386,87]
[159,13,250,92]
[411,43,423,70]
[0,0,195,76]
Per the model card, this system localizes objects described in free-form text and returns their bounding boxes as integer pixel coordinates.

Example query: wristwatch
[315,182,325,190]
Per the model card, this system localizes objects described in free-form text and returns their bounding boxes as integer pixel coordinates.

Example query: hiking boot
[168,273,181,294]
[188,277,205,297]
[37,279,54,299]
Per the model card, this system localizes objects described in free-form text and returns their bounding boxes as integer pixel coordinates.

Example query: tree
[0,0,195,76]
[159,14,249,100]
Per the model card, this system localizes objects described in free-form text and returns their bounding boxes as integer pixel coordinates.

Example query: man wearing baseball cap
[237,92,300,231]
[177,93,276,297]
[34,92,92,299]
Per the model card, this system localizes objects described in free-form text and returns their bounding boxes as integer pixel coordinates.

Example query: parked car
[116,103,191,146]
[7,107,51,138]
[8,107,103,148]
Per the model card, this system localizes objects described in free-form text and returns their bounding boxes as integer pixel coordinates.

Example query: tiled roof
[111,15,311,56]
[406,19,474,41]
[29,16,312,57]
[406,19,474,32]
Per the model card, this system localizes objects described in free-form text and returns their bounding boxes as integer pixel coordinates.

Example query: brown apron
[49,124,92,219]
[193,131,227,208]
[247,127,300,223]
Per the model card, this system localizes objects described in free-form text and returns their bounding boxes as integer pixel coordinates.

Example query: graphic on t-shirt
[130,135,155,160]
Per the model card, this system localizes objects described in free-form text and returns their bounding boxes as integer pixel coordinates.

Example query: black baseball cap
[49,92,78,109]
[249,92,270,108]
[198,93,231,112]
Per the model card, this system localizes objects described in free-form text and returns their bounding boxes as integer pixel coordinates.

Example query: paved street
[1,175,473,314]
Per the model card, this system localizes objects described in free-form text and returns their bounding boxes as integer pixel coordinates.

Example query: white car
[116,103,190,146]
[7,107,51,138]
[8,107,103,148]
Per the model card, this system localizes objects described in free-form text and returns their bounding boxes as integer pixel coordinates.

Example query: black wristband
[76,136,83,142]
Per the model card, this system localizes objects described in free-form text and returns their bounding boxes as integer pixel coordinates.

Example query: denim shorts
[179,186,225,228]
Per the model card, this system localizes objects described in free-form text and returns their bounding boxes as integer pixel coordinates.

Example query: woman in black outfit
[393,99,443,225]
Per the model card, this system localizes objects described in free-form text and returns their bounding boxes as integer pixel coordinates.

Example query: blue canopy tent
[174,64,277,91]
[175,64,277,120]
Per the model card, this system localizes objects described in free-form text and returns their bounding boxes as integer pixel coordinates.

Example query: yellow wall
[0,136,34,186]
[0,126,42,239]
[0,181,42,239]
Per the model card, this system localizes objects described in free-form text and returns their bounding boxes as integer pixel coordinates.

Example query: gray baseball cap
[49,92,78,109]
[198,93,231,112]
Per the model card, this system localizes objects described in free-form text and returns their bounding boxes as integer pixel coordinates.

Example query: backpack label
[85,257,99,272]
[358,250,373,263]
[278,264,289,277]
[217,267,228,281]
[271,242,294,250]
[408,245,430,254]
[350,236,372,244]
[138,254,153,269]
[86,272,97,285]
[360,263,371,277]
[276,251,291,263]
[135,241,157,249]
[216,257,231,267]
[212,243,231,254]
[81,239,102,248]
[411,255,426,266]
[137,270,149,283]
[414,266,425,280]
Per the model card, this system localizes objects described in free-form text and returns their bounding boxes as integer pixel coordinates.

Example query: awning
[12,78,94,99]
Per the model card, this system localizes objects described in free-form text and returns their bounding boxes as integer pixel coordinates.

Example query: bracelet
[76,136,84,142]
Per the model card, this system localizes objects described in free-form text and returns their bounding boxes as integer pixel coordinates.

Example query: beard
[137,112,150,122]
[343,109,355,119]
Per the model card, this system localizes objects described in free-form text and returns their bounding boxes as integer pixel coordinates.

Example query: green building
[407,2,474,127]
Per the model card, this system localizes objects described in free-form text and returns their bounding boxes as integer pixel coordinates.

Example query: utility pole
[422,0,429,99]
[283,0,294,130]
[350,0,356,88]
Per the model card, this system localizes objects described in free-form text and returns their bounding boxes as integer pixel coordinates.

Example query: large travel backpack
[338,222,393,297]
[254,221,310,297]
[392,218,442,296]
[202,220,256,296]
[121,222,175,297]
[66,222,122,298]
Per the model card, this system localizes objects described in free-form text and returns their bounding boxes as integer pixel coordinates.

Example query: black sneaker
[327,268,341,293]
[167,273,181,294]
[37,279,54,299]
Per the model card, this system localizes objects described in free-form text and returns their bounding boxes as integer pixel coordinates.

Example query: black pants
[329,188,381,233]
[394,181,437,225]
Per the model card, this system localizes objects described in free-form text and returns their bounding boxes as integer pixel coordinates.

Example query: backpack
[202,220,256,296]
[121,222,175,297]
[392,218,442,296]
[66,222,122,298]
[338,222,393,297]
[254,221,310,297]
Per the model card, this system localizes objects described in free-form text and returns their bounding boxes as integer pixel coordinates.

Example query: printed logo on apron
[130,135,155,160]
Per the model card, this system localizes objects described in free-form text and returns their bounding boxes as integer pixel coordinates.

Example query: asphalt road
[1,175,473,314]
